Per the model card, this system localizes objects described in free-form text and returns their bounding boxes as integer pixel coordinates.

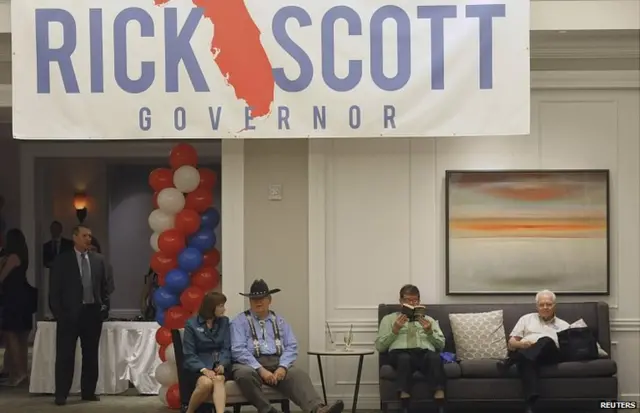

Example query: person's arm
[375,314,398,353]
[49,254,64,319]
[425,318,446,351]
[218,317,232,370]
[0,254,19,283]
[183,321,207,373]
[277,318,298,370]
[230,317,262,370]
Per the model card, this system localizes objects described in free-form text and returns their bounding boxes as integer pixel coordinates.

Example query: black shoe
[81,394,100,401]
[54,397,66,406]
[317,400,345,413]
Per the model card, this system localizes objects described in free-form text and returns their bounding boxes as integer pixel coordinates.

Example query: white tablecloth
[29,321,162,395]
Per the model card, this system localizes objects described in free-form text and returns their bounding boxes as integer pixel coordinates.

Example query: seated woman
[183,291,232,413]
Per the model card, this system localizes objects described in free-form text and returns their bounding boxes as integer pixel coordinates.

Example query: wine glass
[343,330,354,352]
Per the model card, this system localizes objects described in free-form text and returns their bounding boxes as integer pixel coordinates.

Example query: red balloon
[185,188,213,213]
[165,306,190,329]
[166,383,181,409]
[191,267,220,291]
[149,168,173,192]
[202,249,221,268]
[150,252,177,276]
[180,286,205,313]
[169,143,198,170]
[159,345,167,362]
[198,168,217,190]
[174,209,201,235]
[152,192,159,208]
[155,327,173,346]
[158,229,186,256]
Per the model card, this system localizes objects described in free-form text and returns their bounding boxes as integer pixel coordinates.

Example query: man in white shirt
[498,290,569,413]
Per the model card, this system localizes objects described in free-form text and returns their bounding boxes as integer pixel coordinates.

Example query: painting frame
[444,169,611,296]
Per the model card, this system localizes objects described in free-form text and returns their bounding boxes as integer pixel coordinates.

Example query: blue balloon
[178,247,204,272]
[200,208,220,229]
[188,229,217,252]
[156,309,166,326]
[164,268,190,294]
[153,286,179,309]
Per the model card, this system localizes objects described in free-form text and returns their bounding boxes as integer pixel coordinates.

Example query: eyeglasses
[402,296,420,304]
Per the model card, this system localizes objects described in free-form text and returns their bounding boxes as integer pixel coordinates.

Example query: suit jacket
[43,238,74,269]
[49,249,115,320]
[183,315,231,373]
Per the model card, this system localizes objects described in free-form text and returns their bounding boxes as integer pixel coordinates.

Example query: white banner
[11,0,530,139]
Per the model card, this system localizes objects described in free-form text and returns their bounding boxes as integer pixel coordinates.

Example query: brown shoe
[316,400,344,413]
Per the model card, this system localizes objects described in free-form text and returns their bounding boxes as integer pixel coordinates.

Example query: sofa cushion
[459,359,617,378]
[448,310,508,360]
[379,363,461,380]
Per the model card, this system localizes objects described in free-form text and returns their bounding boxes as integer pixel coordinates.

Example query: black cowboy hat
[239,279,281,298]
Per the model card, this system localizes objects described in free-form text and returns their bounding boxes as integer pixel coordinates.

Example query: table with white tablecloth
[29,321,162,395]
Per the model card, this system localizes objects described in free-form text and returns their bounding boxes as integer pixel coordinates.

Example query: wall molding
[531,71,640,90]
[531,33,640,60]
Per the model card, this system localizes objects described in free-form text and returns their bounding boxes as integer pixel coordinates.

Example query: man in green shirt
[375,285,446,412]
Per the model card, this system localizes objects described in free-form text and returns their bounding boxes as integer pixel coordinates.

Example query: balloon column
[149,143,221,409]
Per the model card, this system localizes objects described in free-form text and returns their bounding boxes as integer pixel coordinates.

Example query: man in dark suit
[49,224,115,406]
[43,221,74,269]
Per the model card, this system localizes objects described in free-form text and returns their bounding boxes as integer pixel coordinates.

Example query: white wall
[243,139,310,372]
[13,72,640,409]
[307,85,640,407]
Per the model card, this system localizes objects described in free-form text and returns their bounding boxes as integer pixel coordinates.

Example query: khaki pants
[232,355,323,413]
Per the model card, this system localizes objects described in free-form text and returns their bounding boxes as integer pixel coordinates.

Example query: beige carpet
[0,386,381,413]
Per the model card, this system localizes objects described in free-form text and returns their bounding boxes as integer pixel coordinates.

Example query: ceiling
[0,30,638,126]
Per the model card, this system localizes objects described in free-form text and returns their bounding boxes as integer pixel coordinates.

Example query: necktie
[54,240,59,255]
[81,253,94,304]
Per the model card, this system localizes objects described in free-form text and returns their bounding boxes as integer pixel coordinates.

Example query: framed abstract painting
[445,170,610,295]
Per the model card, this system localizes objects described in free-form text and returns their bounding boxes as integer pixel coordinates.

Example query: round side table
[308,349,375,413]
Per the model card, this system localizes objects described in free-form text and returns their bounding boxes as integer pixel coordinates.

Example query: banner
[11,0,530,139]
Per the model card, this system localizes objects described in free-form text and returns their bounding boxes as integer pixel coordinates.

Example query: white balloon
[150,232,160,252]
[165,343,176,365]
[158,385,168,404]
[157,188,185,214]
[155,361,178,387]
[148,209,175,233]
[173,166,200,193]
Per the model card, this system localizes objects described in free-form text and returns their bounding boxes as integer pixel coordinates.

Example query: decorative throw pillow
[449,310,508,360]
[570,318,608,357]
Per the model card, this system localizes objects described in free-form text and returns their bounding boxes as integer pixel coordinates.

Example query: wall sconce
[73,192,88,223]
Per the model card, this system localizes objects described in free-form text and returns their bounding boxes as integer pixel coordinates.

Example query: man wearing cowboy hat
[231,279,344,413]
